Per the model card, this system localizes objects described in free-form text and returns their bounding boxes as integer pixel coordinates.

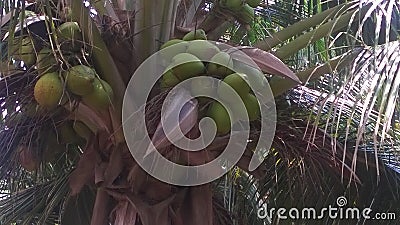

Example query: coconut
[242,93,260,121]
[238,4,255,24]
[182,29,207,41]
[225,93,260,122]
[208,101,231,135]
[217,73,250,103]
[160,39,188,61]
[161,70,180,88]
[186,40,219,61]
[190,78,216,97]
[34,72,63,109]
[207,52,234,77]
[246,0,261,7]
[170,53,205,80]
[229,102,248,122]
[82,78,114,111]
[58,21,82,40]
[58,22,83,51]
[161,39,184,49]
[235,63,266,91]
[64,65,96,96]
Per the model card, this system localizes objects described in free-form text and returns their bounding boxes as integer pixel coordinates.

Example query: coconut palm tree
[0,0,399,224]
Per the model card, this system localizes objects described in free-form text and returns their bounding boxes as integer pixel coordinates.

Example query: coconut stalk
[254,2,357,51]
[264,3,371,97]
[133,0,178,63]
[269,50,356,97]
[157,0,179,48]
[133,0,156,65]
[131,0,178,100]
[274,9,357,59]
[69,0,126,143]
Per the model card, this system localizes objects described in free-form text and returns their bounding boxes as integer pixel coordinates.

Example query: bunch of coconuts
[5,21,111,171]
[11,21,116,112]
[159,29,266,136]
[34,63,114,112]
[219,0,262,25]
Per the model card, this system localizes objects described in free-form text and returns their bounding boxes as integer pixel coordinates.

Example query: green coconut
[182,29,207,41]
[58,22,83,51]
[161,70,180,88]
[160,39,188,61]
[186,40,220,61]
[82,78,114,111]
[161,39,184,49]
[170,53,205,80]
[36,48,58,75]
[226,93,260,122]
[58,21,82,40]
[242,93,260,121]
[246,0,262,7]
[64,65,96,96]
[217,73,250,103]
[235,63,266,91]
[238,4,255,24]
[208,101,231,135]
[190,78,216,97]
[207,52,234,77]
[34,72,63,109]
[229,102,248,122]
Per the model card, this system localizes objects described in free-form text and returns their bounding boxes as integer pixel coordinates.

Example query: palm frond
[0,171,70,224]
